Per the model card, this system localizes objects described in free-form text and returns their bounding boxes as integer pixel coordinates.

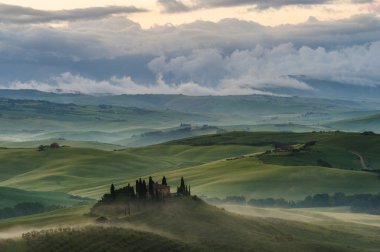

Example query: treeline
[100,176,190,204]
[0,202,62,219]
[205,193,380,215]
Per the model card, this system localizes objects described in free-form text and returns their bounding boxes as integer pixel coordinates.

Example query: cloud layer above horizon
[0,3,379,96]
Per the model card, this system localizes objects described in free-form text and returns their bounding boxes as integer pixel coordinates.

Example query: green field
[0,132,379,200]
[0,187,93,208]
[172,131,380,170]
[0,144,266,197]
[0,131,380,251]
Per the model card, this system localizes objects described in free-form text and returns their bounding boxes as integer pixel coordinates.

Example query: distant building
[180,123,191,128]
[154,182,170,196]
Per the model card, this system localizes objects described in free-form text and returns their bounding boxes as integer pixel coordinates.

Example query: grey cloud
[158,0,375,13]
[351,0,374,3]
[3,41,380,96]
[0,14,379,95]
[158,0,337,13]
[196,0,331,10]
[0,4,146,24]
[158,0,191,13]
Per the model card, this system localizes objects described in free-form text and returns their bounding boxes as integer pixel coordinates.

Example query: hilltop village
[98,176,191,204]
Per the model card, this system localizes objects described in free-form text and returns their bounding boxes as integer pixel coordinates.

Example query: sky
[0,0,379,95]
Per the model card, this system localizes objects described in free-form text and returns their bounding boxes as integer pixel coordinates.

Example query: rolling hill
[0,98,210,132]
[327,113,380,132]
[0,132,380,251]
[2,197,380,252]
[0,132,379,201]
[0,89,377,126]
[1,92,380,147]
[0,187,93,208]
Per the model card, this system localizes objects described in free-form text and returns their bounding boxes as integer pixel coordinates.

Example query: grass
[0,144,266,197]
[172,131,380,170]
[0,140,124,151]
[155,155,380,200]
[0,187,94,208]
[100,197,380,252]
[1,197,380,252]
[0,205,93,231]
[0,132,379,201]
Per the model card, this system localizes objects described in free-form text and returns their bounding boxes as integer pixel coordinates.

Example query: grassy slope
[104,197,380,252]
[155,155,379,200]
[0,145,266,197]
[0,205,93,232]
[0,140,123,151]
[0,187,93,208]
[2,198,380,252]
[0,132,379,200]
[172,131,380,170]
[221,204,380,228]
[14,226,199,252]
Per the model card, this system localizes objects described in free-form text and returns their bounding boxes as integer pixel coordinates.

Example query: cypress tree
[110,184,115,198]
[135,180,140,197]
[179,177,186,195]
[142,180,147,198]
[162,176,167,186]
[149,176,154,198]
[139,178,143,197]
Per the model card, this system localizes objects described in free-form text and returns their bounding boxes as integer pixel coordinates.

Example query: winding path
[351,151,372,171]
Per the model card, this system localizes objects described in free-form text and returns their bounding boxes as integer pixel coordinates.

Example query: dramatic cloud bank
[0,4,379,95]
[158,0,374,13]
[0,4,145,24]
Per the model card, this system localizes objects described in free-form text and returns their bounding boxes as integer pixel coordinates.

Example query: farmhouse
[154,182,170,196]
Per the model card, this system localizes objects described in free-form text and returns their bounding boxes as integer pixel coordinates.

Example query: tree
[110,184,115,198]
[177,177,187,195]
[135,180,140,197]
[162,176,167,186]
[142,180,147,198]
[50,143,60,149]
[148,176,154,198]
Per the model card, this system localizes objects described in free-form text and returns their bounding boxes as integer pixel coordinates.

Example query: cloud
[197,0,331,10]
[158,0,191,13]
[158,0,374,13]
[0,4,146,24]
[3,41,380,96]
[351,0,375,3]
[158,0,375,13]
[148,41,380,91]
[4,72,275,96]
[0,12,379,95]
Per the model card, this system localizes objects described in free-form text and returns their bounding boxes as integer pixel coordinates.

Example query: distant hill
[3,91,380,146]
[264,76,380,103]
[0,89,376,117]
[0,98,211,140]
[1,89,379,135]
[327,112,380,132]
